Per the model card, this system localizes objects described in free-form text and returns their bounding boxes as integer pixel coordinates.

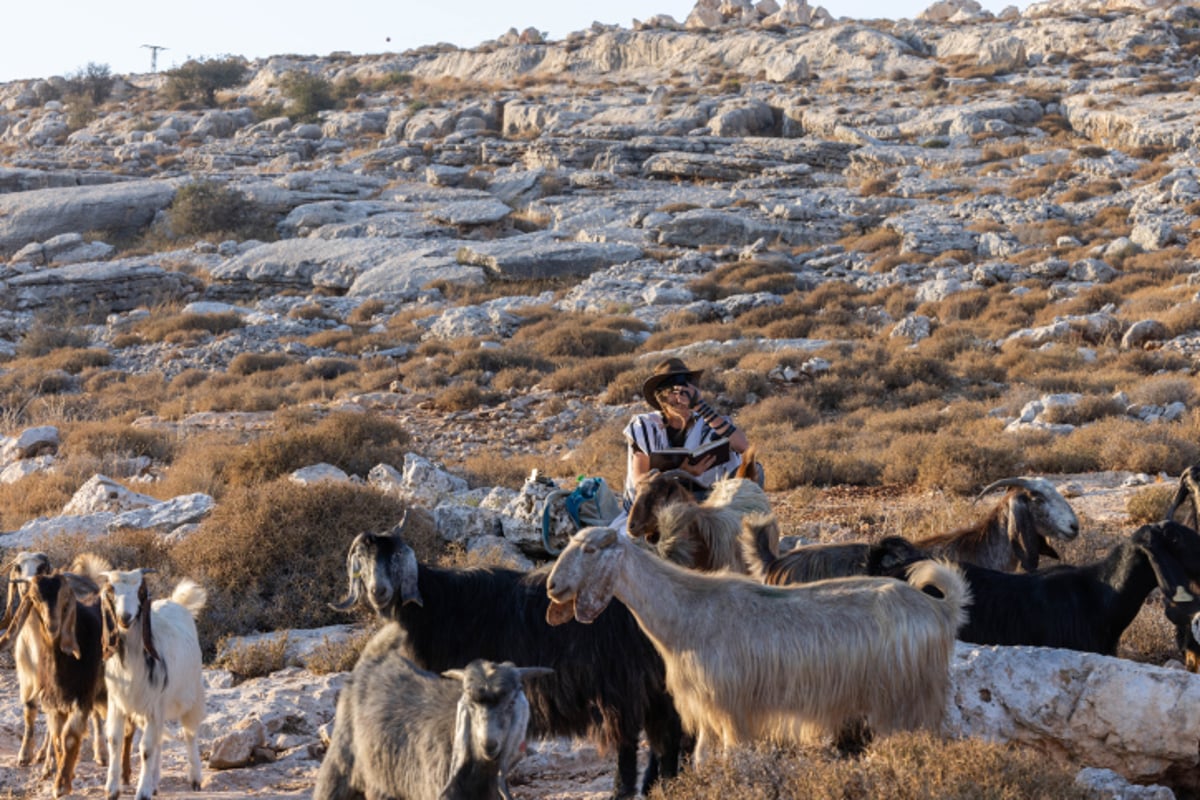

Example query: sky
[0,0,1029,85]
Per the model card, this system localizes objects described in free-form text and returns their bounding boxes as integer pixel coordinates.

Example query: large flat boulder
[0,180,177,257]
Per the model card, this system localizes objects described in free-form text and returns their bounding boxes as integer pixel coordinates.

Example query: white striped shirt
[621,411,742,505]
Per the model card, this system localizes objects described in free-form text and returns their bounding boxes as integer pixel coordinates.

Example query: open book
[648,438,730,472]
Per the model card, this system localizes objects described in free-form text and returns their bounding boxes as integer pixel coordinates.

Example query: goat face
[628,471,698,543]
[3,552,50,626]
[332,525,422,614]
[546,526,622,624]
[1019,477,1080,544]
[1132,521,1200,671]
[101,571,148,629]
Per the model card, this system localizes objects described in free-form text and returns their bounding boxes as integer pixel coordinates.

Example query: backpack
[541,476,621,556]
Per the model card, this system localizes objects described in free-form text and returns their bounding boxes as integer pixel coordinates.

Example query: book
[648,438,731,472]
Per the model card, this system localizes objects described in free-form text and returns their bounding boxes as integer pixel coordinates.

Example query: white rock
[62,474,160,515]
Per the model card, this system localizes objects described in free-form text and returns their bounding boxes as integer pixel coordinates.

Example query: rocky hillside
[4,0,1200,796]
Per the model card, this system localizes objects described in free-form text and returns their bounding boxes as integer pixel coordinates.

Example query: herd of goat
[5,457,1200,800]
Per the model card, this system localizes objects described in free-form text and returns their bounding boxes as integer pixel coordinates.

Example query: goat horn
[974,477,1036,502]
[330,574,362,613]
[1161,474,1190,520]
[138,568,158,575]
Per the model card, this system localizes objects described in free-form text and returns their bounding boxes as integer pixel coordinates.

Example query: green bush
[163,56,247,106]
[165,180,272,241]
[66,62,115,105]
[280,71,337,122]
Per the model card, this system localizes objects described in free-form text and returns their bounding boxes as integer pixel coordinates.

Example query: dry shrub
[766,430,884,489]
[32,348,112,374]
[223,409,411,488]
[450,344,549,376]
[601,364,647,406]
[1038,394,1127,426]
[896,432,1019,494]
[515,319,639,360]
[1066,417,1200,475]
[63,418,177,463]
[493,367,545,392]
[126,310,244,344]
[0,471,83,531]
[215,633,290,682]
[688,260,798,301]
[305,624,381,675]
[456,450,552,491]
[544,354,637,395]
[653,733,1086,800]
[228,351,293,375]
[709,368,773,405]
[1127,376,1196,408]
[839,227,902,253]
[738,394,820,432]
[432,382,498,412]
[15,314,93,357]
[1127,484,1176,524]
[170,479,412,655]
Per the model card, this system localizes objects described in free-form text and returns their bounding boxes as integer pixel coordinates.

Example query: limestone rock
[0,180,177,257]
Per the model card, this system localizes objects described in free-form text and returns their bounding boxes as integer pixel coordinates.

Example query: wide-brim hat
[642,357,704,411]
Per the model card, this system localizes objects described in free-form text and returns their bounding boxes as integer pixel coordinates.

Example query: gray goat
[315,624,552,800]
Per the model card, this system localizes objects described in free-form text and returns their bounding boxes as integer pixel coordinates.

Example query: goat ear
[100,589,119,660]
[1009,497,1040,571]
[58,595,81,660]
[0,593,32,650]
[139,581,160,662]
[398,546,423,607]
[517,666,554,681]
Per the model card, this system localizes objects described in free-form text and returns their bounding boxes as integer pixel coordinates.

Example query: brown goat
[627,449,771,572]
[0,571,108,797]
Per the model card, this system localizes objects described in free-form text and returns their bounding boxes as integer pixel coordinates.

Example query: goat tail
[739,512,779,581]
[171,579,207,618]
[735,446,758,480]
[904,560,971,632]
[69,552,113,581]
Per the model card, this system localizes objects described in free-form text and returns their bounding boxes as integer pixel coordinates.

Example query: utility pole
[141,44,168,73]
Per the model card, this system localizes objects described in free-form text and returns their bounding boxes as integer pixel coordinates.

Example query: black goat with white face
[1133,517,1200,670]
[332,515,683,800]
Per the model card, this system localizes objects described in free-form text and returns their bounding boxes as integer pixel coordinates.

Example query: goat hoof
[191,780,201,790]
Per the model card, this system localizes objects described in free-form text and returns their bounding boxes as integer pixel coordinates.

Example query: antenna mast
[141,44,168,73]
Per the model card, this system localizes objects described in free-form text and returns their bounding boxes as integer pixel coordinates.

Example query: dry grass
[652,732,1087,800]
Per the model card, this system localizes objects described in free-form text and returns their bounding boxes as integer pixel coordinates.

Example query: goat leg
[610,742,639,800]
[105,705,125,800]
[17,698,39,765]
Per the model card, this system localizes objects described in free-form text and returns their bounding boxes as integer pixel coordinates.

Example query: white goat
[546,526,968,763]
[100,569,206,800]
[315,623,552,800]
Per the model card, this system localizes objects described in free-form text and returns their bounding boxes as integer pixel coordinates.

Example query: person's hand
[683,453,716,475]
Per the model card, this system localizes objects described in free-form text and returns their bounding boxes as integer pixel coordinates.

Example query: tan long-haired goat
[546,525,968,763]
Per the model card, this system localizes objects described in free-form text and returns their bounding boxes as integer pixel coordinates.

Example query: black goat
[746,514,1175,655]
[1133,517,1200,671]
[332,517,682,800]
[866,530,1170,654]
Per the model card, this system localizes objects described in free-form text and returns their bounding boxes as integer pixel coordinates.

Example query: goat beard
[546,598,575,626]
[546,594,608,625]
